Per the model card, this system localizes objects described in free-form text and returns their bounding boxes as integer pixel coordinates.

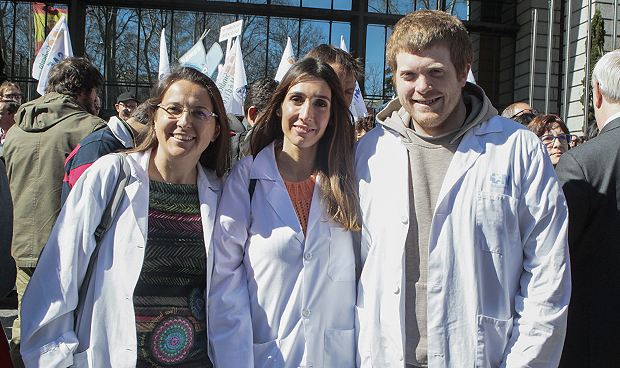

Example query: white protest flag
[159,28,171,80]
[230,36,247,115]
[216,37,246,115]
[338,36,367,120]
[32,14,73,96]
[339,35,348,52]
[274,37,295,82]
[216,37,236,109]
[350,81,368,120]
[179,30,222,77]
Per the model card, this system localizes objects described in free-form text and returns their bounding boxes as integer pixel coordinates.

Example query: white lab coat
[20,150,222,368]
[209,142,356,368]
[354,117,570,367]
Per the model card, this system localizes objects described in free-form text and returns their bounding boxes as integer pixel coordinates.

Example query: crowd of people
[0,9,619,368]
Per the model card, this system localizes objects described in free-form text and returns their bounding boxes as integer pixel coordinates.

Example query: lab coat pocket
[253,340,282,368]
[476,314,513,368]
[324,328,355,367]
[328,227,355,282]
[475,192,519,254]
[70,348,93,368]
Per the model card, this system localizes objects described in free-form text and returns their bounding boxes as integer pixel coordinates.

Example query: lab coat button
[302,309,311,317]
[304,252,312,260]
[394,286,400,294]
[401,216,407,224]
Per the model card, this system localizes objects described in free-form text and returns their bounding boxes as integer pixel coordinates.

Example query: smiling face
[395,45,469,136]
[279,76,331,157]
[543,123,570,167]
[154,79,220,167]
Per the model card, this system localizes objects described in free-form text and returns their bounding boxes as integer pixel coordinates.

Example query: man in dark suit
[556,49,620,367]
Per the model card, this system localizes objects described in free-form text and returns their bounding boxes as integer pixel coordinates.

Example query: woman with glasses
[209,58,360,367]
[527,114,571,167]
[19,67,230,367]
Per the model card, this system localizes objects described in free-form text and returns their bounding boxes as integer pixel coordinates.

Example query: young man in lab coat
[354,10,571,368]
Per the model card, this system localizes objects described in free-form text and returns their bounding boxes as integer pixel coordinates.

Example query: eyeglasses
[540,134,571,146]
[3,93,22,100]
[510,109,538,119]
[157,104,218,122]
[118,102,138,109]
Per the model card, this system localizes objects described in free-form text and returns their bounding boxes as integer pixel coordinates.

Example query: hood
[376,82,498,141]
[14,92,90,133]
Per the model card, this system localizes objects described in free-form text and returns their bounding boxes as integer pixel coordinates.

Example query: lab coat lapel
[436,120,504,206]
[125,151,150,243]
[304,174,323,241]
[197,165,220,251]
[253,142,305,244]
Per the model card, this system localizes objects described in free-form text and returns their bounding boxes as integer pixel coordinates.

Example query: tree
[581,8,605,130]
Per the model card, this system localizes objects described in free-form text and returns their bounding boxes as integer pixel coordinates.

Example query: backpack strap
[75,153,131,327]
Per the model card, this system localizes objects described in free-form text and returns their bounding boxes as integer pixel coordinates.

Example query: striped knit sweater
[134,180,212,368]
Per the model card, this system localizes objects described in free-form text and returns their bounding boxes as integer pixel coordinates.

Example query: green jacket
[1,92,106,267]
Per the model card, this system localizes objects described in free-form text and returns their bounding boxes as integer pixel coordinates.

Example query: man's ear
[593,80,604,109]
[459,63,471,87]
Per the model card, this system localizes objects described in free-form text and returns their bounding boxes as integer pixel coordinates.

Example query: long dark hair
[133,66,231,177]
[251,57,360,231]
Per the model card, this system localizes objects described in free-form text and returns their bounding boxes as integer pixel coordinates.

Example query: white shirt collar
[603,111,620,129]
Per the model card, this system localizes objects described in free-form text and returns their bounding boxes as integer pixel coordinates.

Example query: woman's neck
[276,141,317,183]
[148,148,197,184]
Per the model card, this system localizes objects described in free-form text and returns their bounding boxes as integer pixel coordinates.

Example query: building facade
[0,0,617,133]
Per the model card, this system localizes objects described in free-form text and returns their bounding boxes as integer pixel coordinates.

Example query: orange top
[284,173,317,236]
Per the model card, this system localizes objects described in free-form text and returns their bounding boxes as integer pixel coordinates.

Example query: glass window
[242,15,269,81]
[302,0,331,9]
[368,0,387,13]
[266,17,300,78]
[330,22,351,49]
[300,19,329,54]
[365,24,390,99]
[333,0,352,11]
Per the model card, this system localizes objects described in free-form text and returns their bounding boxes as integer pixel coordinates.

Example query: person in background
[570,135,585,147]
[354,10,570,367]
[0,57,106,368]
[355,115,374,140]
[0,158,16,368]
[556,49,620,368]
[93,95,101,117]
[0,81,23,105]
[305,44,364,107]
[62,102,150,204]
[115,91,139,122]
[234,77,279,162]
[0,158,15,298]
[19,66,230,368]
[209,58,359,368]
[0,99,19,153]
[501,101,537,120]
[527,114,571,167]
[512,111,539,126]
